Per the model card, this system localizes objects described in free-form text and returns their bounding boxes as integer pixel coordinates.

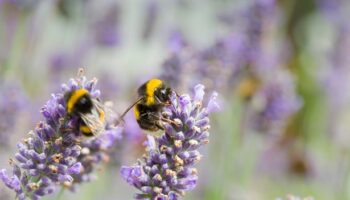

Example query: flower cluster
[120,84,219,199]
[0,72,122,199]
[248,70,302,135]
[92,3,120,47]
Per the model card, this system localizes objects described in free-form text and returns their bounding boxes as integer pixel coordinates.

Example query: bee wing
[80,100,105,137]
[80,111,105,137]
[92,99,117,123]
[92,99,105,113]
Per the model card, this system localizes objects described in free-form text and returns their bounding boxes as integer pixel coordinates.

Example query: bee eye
[79,97,88,105]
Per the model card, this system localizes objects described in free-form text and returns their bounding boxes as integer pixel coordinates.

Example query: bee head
[75,94,93,114]
[155,85,172,105]
[65,89,94,115]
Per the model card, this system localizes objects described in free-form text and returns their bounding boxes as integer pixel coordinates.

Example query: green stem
[55,187,65,200]
[6,15,26,78]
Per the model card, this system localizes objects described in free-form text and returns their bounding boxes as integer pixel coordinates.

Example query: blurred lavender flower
[120,84,219,199]
[160,0,299,139]
[258,137,312,177]
[96,72,121,100]
[49,52,72,75]
[167,31,187,54]
[160,31,195,91]
[318,0,350,146]
[48,41,92,84]
[0,83,26,147]
[161,0,282,95]
[109,112,145,166]
[0,71,122,199]
[321,5,350,108]
[240,0,277,66]
[317,0,344,23]
[248,70,302,135]
[196,35,244,92]
[92,4,120,47]
[141,0,159,41]
[123,112,144,144]
[219,0,278,69]
[0,0,40,11]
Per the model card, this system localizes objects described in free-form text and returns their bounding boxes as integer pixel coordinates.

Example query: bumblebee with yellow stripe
[120,79,174,133]
[65,88,105,137]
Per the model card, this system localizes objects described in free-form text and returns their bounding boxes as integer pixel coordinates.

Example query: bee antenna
[115,97,143,125]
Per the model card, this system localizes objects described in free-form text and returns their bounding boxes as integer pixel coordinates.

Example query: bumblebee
[64,88,105,137]
[121,79,174,133]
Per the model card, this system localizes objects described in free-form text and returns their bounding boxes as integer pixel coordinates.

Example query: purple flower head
[0,70,122,199]
[121,84,219,199]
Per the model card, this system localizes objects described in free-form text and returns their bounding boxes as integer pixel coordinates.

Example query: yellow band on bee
[134,106,140,119]
[145,79,162,105]
[67,89,89,114]
[99,110,105,122]
[79,125,91,134]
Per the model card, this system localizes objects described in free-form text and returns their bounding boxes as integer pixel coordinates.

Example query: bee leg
[160,117,180,127]
[138,118,160,132]
[60,127,73,133]
[155,122,165,130]
[147,112,180,127]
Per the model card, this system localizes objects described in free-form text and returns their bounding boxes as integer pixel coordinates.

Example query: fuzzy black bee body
[65,89,105,137]
[134,79,172,132]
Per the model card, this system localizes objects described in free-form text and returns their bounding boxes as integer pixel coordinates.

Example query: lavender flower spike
[121,84,219,199]
[0,70,122,199]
